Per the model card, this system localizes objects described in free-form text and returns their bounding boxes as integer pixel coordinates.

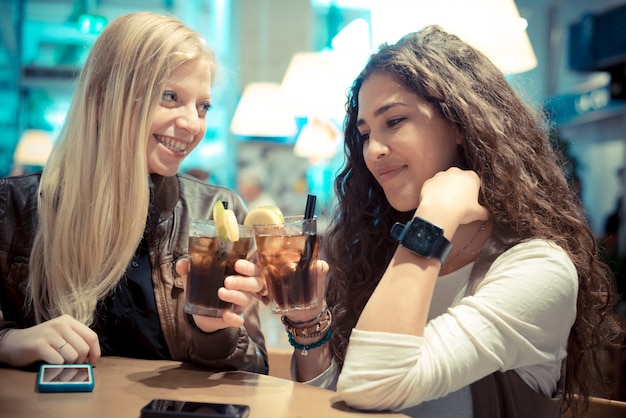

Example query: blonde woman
[0,12,267,373]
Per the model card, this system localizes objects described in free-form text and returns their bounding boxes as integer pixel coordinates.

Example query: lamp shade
[230,82,298,138]
[13,129,53,166]
[370,0,537,74]
[294,117,341,161]
[279,51,365,120]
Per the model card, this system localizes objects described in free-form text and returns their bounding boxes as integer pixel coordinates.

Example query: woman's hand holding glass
[235,257,329,324]
[175,257,266,331]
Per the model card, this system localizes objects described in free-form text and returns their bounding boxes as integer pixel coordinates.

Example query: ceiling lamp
[294,117,342,162]
[279,50,366,120]
[230,82,298,138]
[13,129,53,167]
[279,18,370,122]
[370,0,537,74]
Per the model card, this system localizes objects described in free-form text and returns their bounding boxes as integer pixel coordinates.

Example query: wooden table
[0,356,407,417]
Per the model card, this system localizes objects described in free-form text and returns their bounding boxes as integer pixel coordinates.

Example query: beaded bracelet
[284,309,332,339]
[288,327,332,356]
[281,305,328,328]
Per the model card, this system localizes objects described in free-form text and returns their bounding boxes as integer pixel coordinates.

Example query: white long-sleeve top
[303,239,578,417]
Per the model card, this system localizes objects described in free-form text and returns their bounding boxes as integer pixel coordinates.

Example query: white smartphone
[37,363,95,393]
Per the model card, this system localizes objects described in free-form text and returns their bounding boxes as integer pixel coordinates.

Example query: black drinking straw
[304,194,316,219]
[297,194,317,303]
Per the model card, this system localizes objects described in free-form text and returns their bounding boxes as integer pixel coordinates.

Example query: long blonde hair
[28,12,216,325]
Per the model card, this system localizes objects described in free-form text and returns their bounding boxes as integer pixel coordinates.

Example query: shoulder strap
[466,227,517,296]
[466,228,565,418]
[470,363,565,418]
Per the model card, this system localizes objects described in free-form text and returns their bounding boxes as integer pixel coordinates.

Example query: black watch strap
[390,222,405,241]
[390,217,453,264]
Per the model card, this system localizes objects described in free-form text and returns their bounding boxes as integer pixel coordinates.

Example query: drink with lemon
[250,214,319,313]
[184,202,254,317]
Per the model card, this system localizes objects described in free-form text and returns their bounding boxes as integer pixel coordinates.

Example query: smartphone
[37,363,95,393]
[140,399,250,418]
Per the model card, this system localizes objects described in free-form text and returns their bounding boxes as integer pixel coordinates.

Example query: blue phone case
[37,363,95,392]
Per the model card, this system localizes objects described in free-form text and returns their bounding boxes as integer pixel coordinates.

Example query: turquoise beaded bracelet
[288,326,332,356]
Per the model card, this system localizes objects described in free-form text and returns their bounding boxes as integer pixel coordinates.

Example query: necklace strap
[443,221,487,269]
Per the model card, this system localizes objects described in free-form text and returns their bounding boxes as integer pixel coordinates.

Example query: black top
[93,236,170,359]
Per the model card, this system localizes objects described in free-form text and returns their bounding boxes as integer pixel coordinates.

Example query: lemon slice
[243,205,284,226]
[213,201,240,242]
[224,209,239,241]
[258,205,284,218]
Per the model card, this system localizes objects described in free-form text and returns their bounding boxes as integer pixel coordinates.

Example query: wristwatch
[390,217,453,264]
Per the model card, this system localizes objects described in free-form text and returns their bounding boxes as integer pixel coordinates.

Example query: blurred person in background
[237,164,278,211]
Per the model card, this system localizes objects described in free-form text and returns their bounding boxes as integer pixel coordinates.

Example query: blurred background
[1,0,625,245]
[2,0,626,391]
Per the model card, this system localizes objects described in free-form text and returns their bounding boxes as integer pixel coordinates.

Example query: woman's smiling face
[147,58,212,176]
[357,72,462,212]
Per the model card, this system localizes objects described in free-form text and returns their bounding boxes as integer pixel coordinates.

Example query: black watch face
[403,220,440,252]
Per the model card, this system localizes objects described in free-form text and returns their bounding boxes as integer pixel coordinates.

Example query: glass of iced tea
[184,219,255,317]
[253,216,319,313]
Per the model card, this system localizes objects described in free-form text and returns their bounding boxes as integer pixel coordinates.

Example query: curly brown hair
[323,25,623,411]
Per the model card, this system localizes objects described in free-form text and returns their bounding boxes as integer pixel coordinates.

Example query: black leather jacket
[0,171,268,373]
